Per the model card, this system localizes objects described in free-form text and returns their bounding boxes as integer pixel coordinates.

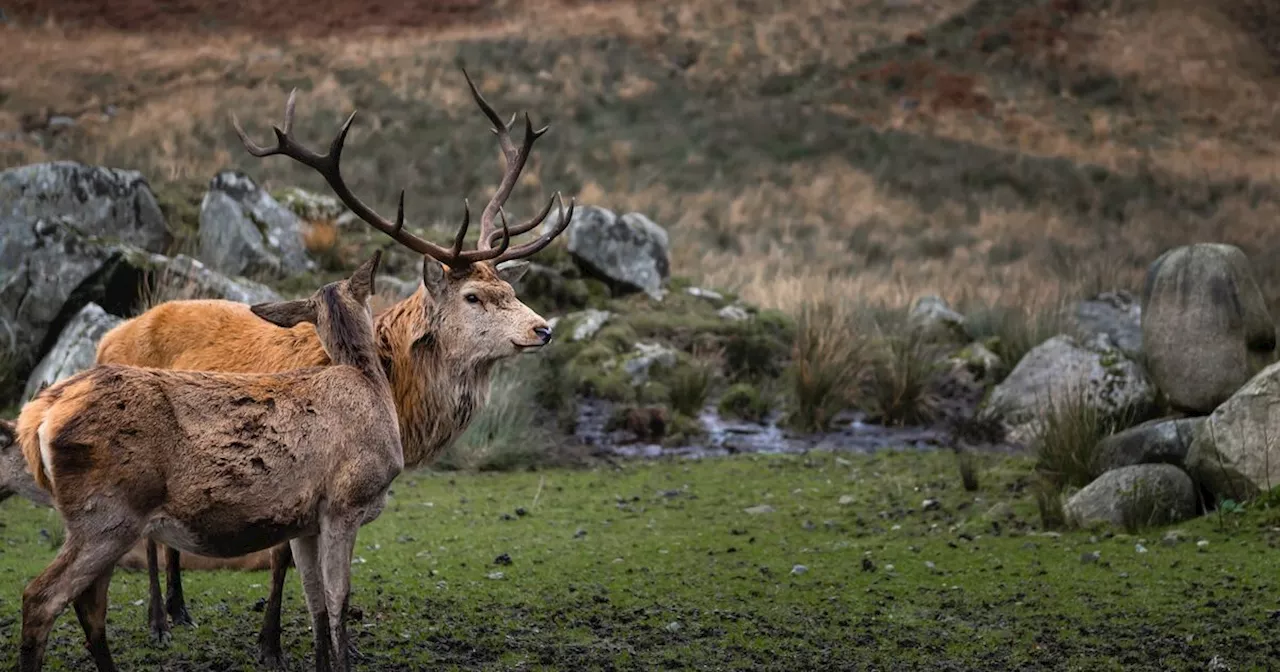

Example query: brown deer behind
[16,253,399,672]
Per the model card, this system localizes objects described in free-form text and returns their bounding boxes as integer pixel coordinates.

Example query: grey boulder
[549,206,670,300]
[1185,361,1280,499]
[23,302,123,402]
[1064,464,1197,529]
[1093,417,1202,473]
[1141,244,1275,412]
[199,170,313,279]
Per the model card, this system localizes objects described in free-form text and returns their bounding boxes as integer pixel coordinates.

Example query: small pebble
[487,572,505,580]
[1135,543,1148,554]
[791,564,808,576]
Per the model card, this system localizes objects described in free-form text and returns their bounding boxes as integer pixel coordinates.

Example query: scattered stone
[743,504,776,515]
[1142,244,1275,412]
[924,561,938,573]
[1081,550,1101,564]
[1135,543,1148,554]
[515,507,528,517]
[884,564,895,572]
[985,334,1154,445]
[567,308,611,342]
[921,499,941,512]
[1185,362,1280,499]
[665,621,682,633]
[198,170,313,279]
[948,341,1004,383]
[548,205,670,299]
[22,303,123,402]
[838,495,856,506]
[574,528,588,538]
[790,564,809,576]
[685,287,724,302]
[486,572,505,580]
[493,553,513,566]
[1094,417,1202,473]
[908,295,968,343]
[622,342,679,385]
[1196,540,1209,551]
[717,305,751,321]
[1075,290,1143,360]
[1063,464,1197,528]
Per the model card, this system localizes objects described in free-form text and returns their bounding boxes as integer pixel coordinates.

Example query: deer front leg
[257,543,294,670]
[290,535,332,672]
[164,545,196,627]
[144,539,170,646]
[319,518,360,672]
[72,568,118,672]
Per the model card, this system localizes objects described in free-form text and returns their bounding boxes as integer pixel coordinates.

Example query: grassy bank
[2,450,1277,671]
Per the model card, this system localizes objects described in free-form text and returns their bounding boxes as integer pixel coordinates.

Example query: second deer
[14,252,404,672]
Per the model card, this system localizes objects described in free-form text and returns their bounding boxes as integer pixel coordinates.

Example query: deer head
[232,70,574,366]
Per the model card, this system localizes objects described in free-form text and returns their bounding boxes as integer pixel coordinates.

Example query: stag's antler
[461,69,575,264]
[230,88,509,268]
[232,71,576,269]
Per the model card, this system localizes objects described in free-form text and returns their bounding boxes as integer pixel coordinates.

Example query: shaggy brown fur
[16,254,399,672]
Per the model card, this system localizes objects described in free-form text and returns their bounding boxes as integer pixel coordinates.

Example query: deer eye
[465,293,480,304]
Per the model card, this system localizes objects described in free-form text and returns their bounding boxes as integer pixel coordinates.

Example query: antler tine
[231,90,466,266]
[485,193,557,248]
[492,193,575,264]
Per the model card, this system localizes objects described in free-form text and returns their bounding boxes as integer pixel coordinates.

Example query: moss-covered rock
[664,412,707,447]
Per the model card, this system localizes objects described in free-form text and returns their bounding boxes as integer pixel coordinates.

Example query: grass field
[2,451,1278,671]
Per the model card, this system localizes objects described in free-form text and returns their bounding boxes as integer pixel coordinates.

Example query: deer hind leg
[319,517,360,672]
[257,543,294,670]
[290,535,332,672]
[21,530,137,672]
[145,539,170,646]
[164,545,196,627]
[73,567,117,672]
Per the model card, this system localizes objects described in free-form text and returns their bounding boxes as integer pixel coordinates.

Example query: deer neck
[373,287,494,469]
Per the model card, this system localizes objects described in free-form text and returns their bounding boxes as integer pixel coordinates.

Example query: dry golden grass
[5,0,1280,320]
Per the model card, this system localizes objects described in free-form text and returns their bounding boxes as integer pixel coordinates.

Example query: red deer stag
[15,251,407,672]
[90,70,574,665]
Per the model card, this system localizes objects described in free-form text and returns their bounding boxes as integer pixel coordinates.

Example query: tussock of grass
[439,360,565,472]
[786,300,871,432]
[665,361,713,418]
[1031,385,1143,528]
[862,319,946,427]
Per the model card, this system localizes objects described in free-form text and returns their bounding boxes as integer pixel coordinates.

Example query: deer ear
[496,260,530,285]
[348,250,382,302]
[250,299,317,329]
[422,257,448,298]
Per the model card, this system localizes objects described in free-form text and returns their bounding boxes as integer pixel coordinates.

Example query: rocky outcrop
[549,206,670,300]
[198,170,313,279]
[985,334,1154,444]
[1064,464,1197,528]
[0,161,171,268]
[1185,361,1280,500]
[1141,244,1275,413]
[22,302,123,402]
[0,218,126,378]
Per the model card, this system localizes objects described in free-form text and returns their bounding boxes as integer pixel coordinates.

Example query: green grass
[3,451,1278,670]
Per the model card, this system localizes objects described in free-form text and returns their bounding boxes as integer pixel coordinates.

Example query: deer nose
[533,325,552,345]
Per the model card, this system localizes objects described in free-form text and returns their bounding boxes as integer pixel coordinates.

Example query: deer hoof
[149,627,172,648]
[168,606,196,628]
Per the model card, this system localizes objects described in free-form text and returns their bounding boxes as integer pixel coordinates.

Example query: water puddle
[574,399,1023,460]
